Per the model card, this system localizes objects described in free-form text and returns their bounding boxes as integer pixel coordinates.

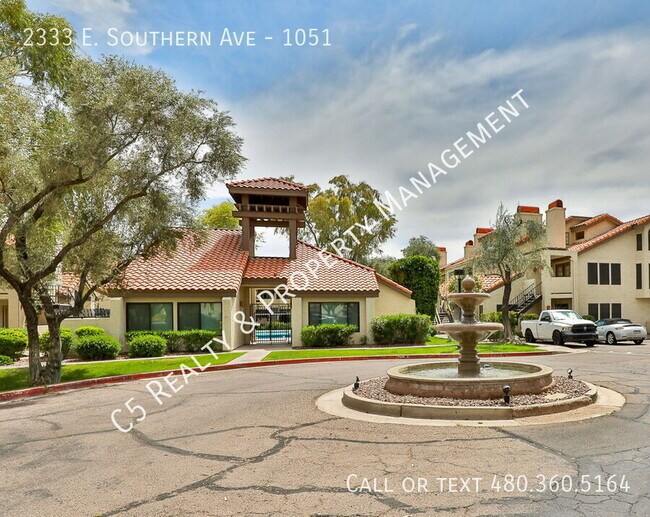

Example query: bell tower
[227,178,309,259]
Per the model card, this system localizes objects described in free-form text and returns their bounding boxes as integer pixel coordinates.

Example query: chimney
[437,247,447,268]
[515,205,542,225]
[473,227,492,247]
[463,239,475,259]
[545,199,566,249]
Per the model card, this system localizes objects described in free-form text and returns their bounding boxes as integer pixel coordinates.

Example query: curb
[0,351,554,403]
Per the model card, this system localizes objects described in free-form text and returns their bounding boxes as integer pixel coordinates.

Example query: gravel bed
[355,376,590,407]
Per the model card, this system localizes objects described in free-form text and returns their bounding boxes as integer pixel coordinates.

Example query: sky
[28,0,650,260]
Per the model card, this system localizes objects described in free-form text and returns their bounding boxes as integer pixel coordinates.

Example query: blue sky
[29,1,650,259]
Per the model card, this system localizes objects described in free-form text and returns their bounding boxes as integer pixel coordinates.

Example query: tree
[0,37,245,384]
[366,254,397,277]
[303,175,397,264]
[472,204,547,340]
[401,235,440,260]
[201,201,239,229]
[388,256,440,318]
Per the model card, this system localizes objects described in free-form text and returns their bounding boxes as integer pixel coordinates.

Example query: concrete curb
[0,350,554,403]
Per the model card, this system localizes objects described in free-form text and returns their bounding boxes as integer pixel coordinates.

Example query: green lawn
[262,343,539,361]
[0,352,244,393]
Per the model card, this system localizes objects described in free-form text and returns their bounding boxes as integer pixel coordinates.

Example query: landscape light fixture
[454,269,465,292]
[567,368,573,380]
[353,376,360,391]
[502,385,511,405]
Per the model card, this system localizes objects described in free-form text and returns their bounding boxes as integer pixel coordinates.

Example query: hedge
[74,326,106,337]
[129,335,167,357]
[519,313,538,321]
[75,335,122,360]
[0,328,28,359]
[0,355,14,365]
[371,314,431,345]
[388,256,440,318]
[40,328,77,359]
[480,311,518,329]
[125,330,221,353]
[301,324,357,347]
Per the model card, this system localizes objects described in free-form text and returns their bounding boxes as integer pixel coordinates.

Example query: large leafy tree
[401,235,440,260]
[303,175,397,263]
[472,204,547,340]
[201,201,239,229]
[388,256,440,318]
[0,9,245,385]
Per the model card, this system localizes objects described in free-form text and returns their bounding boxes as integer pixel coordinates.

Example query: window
[637,233,643,251]
[554,262,570,277]
[565,232,569,245]
[587,263,598,284]
[178,302,222,331]
[637,263,643,289]
[587,304,598,319]
[127,303,173,331]
[611,263,621,285]
[308,302,360,330]
[648,230,650,251]
[576,231,585,240]
[589,303,622,320]
[598,263,610,285]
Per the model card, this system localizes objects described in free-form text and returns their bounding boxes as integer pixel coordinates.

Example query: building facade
[439,200,650,329]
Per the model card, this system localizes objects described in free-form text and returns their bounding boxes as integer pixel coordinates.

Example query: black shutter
[599,263,610,285]
[587,263,598,284]
[637,233,643,251]
[308,303,321,326]
[637,264,643,289]
[612,303,622,318]
[587,304,598,319]
[611,263,621,285]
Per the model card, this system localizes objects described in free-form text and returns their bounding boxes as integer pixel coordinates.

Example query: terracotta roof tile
[568,214,650,253]
[226,177,307,191]
[517,205,540,214]
[482,275,504,292]
[571,213,623,230]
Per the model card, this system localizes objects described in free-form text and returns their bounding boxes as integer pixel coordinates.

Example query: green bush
[301,324,356,347]
[258,321,291,330]
[40,328,76,359]
[74,326,106,337]
[519,313,539,321]
[480,311,518,329]
[129,335,167,357]
[0,355,14,365]
[582,314,596,321]
[388,256,440,318]
[125,330,220,353]
[0,328,28,359]
[75,335,121,360]
[371,314,432,345]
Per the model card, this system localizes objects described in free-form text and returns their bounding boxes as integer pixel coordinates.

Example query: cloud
[223,28,649,261]
[46,0,135,31]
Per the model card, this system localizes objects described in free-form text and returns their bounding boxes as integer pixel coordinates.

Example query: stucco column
[291,297,302,348]
[365,297,376,344]
[7,289,24,328]
[221,297,235,351]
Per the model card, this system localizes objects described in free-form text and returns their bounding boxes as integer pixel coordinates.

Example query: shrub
[129,335,167,357]
[74,326,106,338]
[258,321,291,331]
[39,328,76,359]
[371,314,432,345]
[0,328,28,359]
[480,311,518,330]
[519,313,538,321]
[582,314,596,321]
[75,335,121,360]
[301,324,356,347]
[0,355,14,365]
[125,330,220,353]
[388,256,440,318]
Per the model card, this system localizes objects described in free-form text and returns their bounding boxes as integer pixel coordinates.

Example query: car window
[553,310,582,321]
[540,312,550,322]
[596,320,604,327]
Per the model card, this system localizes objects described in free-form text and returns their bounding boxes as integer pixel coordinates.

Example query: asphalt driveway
[0,343,648,516]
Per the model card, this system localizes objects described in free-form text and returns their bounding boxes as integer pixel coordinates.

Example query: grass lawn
[262,343,539,361]
[0,352,244,393]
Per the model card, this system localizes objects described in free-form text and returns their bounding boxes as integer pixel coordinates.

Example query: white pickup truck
[521,310,598,347]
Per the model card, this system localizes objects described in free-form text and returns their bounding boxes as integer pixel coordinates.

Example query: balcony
[548,275,573,296]
[234,203,304,215]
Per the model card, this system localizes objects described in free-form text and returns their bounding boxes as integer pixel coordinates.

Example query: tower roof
[226,177,307,191]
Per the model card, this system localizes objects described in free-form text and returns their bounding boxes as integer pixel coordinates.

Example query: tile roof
[115,229,409,295]
[482,274,504,292]
[570,213,623,230]
[226,177,307,191]
[118,229,248,292]
[568,214,650,253]
[517,205,540,213]
[442,256,469,271]
[245,241,381,293]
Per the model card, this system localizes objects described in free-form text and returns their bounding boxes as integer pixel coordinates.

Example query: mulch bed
[355,375,590,407]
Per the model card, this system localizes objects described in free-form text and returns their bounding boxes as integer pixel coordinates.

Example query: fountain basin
[384,361,554,399]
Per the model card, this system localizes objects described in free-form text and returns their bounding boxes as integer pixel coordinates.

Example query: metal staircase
[510,282,542,316]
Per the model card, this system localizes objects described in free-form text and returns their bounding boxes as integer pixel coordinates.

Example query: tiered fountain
[383,275,553,400]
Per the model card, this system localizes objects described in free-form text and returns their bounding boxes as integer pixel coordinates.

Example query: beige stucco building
[0,178,415,349]
[439,200,650,330]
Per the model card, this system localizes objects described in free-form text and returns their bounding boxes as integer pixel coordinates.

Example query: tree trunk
[38,295,63,385]
[20,296,43,386]
[501,272,512,341]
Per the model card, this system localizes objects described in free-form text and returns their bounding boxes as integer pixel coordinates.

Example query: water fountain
[383,275,553,399]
